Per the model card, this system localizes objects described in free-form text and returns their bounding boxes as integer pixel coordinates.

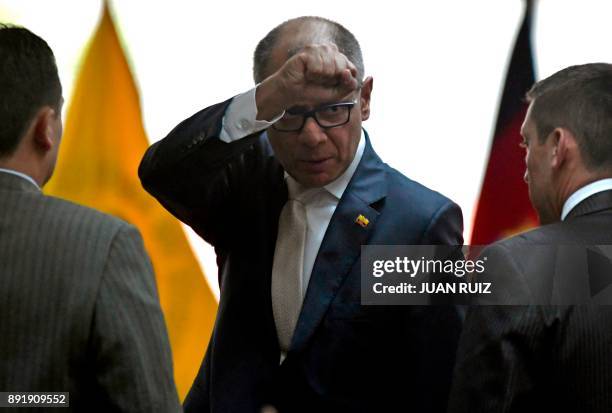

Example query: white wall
[3,0,612,299]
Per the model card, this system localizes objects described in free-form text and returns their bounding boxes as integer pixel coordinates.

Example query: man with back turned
[0,25,181,411]
[449,63,612,413]
[140,16,464,412]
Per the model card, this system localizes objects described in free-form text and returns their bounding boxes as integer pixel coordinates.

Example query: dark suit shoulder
[496,214,612,247]
[501,222,567,245]
[384,164,459,214]
[372,164,463,245]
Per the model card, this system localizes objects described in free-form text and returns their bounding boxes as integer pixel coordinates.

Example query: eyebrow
[287,101,352,114]
[286,105,310,114]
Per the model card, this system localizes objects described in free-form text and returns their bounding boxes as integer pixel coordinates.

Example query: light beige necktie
[271,176,307,353]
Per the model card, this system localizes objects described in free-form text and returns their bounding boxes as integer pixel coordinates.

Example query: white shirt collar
[324,129,365,200]
[0,168,40,189]
[561,178,612,220]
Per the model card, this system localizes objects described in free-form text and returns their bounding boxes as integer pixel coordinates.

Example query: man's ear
[32,107,57,153]
[550,127,576,169]
[359,76,373,121]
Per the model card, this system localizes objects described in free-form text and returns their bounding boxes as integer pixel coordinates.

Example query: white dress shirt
[561,178,612,221]
[219,87,284,142]
[0,168,39,189]
[219,87,365,296]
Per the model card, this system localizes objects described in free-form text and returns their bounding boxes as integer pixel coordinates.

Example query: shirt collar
[0,168,40,189]
[283,129,366,200]
[324,129,365,199]
[561,178,612,220]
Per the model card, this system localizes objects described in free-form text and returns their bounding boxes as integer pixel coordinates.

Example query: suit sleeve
[138,98,280,249]
[421,200,464,246]
[420,200,465,289]
[90,224,181,412]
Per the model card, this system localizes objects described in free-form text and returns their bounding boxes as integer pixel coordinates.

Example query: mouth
[299,157,334,172]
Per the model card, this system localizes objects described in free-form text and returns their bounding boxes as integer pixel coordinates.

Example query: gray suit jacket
[449,190,612,413]
[0,172,181,412]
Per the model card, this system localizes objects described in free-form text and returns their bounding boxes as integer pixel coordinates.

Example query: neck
[0,155,47,187]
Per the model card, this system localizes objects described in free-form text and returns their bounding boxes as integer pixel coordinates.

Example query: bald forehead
[266,20,335,74]
[283,20,334,49]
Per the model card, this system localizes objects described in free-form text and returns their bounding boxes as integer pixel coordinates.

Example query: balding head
[253,16,364,84]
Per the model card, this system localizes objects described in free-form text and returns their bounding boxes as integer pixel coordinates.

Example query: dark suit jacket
[0,172,181,412]
[448,190,612,413]
[139,98,464,413]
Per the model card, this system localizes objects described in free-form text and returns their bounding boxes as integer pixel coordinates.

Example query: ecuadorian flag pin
[355,214,369,228]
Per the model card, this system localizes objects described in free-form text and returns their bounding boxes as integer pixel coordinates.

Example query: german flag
[471,0,538,245]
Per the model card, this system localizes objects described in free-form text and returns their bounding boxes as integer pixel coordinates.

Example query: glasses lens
[316,104,351,127]
[274,112,303,131]
[272,102,354,132]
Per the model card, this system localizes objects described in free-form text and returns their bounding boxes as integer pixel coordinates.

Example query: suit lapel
[290,132,387,353]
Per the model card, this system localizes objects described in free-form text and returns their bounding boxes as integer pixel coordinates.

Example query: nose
[523,170,529,183]
[298,117,327,148]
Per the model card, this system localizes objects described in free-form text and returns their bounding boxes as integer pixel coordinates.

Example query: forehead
[521,102,536,136]
[267,20,333,73]
[269,21,350,108]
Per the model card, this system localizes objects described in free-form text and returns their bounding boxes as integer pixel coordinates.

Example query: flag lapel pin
[355,214,369,228]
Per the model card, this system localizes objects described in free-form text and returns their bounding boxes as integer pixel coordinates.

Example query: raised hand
[256,43,360,121]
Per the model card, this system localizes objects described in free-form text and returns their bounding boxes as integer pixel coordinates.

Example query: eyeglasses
[271,100,357,132]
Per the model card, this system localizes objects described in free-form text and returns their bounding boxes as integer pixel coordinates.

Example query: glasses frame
[271,100,358,132]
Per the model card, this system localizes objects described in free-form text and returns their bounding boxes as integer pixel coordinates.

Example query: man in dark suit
[0,25,181,411]
[448,63,612,412]
[140,16,463,412]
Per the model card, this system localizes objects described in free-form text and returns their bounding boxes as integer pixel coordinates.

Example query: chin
[310,172,341,188]
[290,170,331,188]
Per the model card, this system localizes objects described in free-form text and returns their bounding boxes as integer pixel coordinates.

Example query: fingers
[256,41,361,119]
[334,52,358,84]
[339,68,359,91]
[301,43,356,87]
[280,43,357,99]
